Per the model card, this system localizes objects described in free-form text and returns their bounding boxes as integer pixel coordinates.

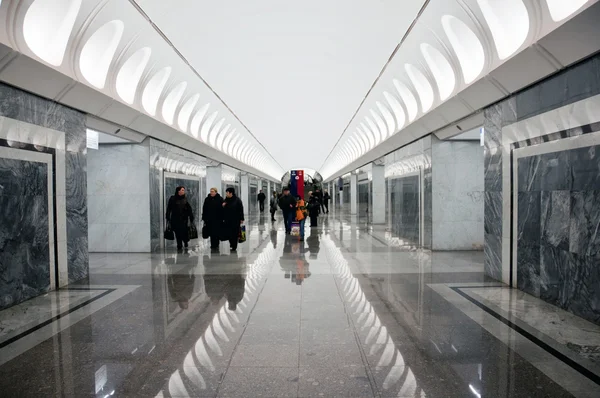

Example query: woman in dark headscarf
[166,186,194,250]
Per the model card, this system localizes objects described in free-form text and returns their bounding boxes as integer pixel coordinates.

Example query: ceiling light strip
[318,0,432,171]
[127,0,283,172]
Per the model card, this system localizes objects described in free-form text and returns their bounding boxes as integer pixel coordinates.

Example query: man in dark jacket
[222,187,244,251]
[323,190,331,214]
[314,189,325,214]
[257,190,266,212]
[278,187,297,234]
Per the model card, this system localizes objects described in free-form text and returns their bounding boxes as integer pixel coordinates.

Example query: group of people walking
[202,187,245,252]
[270,187,331,241]
[167,184,331,249]
[165,186,244,252]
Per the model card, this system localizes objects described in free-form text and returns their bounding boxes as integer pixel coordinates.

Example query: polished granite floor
[1,210,599,397]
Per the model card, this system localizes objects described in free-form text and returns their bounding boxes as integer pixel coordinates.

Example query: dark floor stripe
[0,288,116,349]
[450,286,600,386]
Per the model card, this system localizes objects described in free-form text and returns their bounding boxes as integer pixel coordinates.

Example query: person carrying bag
[166,186,195,250]
[295,196,307,241]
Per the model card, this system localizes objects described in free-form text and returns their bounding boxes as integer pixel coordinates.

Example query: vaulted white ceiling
[133,0,428,172]
[1,0,597,182]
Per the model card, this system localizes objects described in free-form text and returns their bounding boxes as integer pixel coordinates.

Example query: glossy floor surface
[1,211,599,397]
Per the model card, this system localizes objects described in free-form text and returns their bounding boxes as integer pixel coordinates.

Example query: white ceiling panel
[133,0,428,171]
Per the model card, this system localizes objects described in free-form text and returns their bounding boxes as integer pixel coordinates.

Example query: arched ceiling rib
[319,0,596,181]
[8,0,284,180]
[3,0,596,181]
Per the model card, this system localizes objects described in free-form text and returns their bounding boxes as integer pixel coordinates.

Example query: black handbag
[188,222,199,240]
[202,224,210,239]
[164,222,174,240]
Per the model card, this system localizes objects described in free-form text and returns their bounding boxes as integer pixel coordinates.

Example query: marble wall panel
[384,135,432,249]
[483,103,506,281]
[358,182,369,217]
[484,53,600,285]
[0,82,88,286]
[422,149,432,250]
[515,56,600,122]
[389,175,420,245]
[87,144,151,252]
[149,138,210,251]
[540,191,570,251]
[163,176,201,249]
[150,165,161,251]
[0,158,50,310]
[65,151,88,281]
[431,138,484,250]
[516,144,600,325]
[569,190,600,257]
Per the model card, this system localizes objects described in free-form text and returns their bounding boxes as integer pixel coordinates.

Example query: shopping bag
[164,222,175,240]
[290,222,300,237]
[202,224,210,239]
[188,223,199,240]
[238,224,247,243]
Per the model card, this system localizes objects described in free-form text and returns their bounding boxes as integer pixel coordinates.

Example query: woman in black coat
[222,187,245,251]
[202,187,224,250]
[166,186,194,249]
[269,191,278,222]
[308,194,320,227]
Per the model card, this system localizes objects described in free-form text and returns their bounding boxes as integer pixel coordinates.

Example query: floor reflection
[0,212,597,397]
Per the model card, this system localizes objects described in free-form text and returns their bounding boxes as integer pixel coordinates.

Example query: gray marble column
[241,174,250,215]
[371,163,386,224]
[350,174,358,215]
[206,165,222,194]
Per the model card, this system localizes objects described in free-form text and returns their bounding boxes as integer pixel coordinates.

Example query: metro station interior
[1,0,600,397]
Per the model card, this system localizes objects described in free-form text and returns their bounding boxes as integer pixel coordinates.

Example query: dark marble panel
[570,144,600,191]
[517,243,541,297]
[569,190,600,257]
[516,55,600,122]
[539,244,570,307]
[484,147,502,192]
[422,162,432,250]
[517,192,541,245]
[567,252,600,325]
[517,155,541,192]
[484,233,502,281]
[540,191,570,251]
[0,83,89,285]
[0,84,86,144]
[149,166,161,251]
[482,103,503,150]
[500,96,518,127]
[484,192,502,237]
[539,151,572,191]
[0,158,50,310]
[517,151,571,193]
[390,175,420,245]
[65,152,88,283]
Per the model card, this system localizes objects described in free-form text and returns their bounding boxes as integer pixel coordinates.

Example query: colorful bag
[238,224,247,243]
[188,222,199,240]
[290,222,300,237]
